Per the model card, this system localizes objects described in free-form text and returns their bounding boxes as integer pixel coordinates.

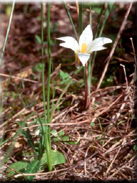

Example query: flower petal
[87,37,112,53]
[78,53,90,67]
[89,46,107,52]
[57,36,79,52]
[79,25,93,52]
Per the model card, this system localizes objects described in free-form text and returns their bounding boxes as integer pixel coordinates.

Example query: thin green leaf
[35,35,42,44]
[63,2,78,41]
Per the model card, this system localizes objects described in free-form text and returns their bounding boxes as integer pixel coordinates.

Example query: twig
[14,168,68,178]
[97,2,133,90]
[111,64,130,122]
[92,94,123,123]
[39,48,65,59]
[75,0,79,15]
[0,108,28,129]
[107,155,135,179]
[105,147,121,176]
[130,37,137,64]
[24,119,90,128]
[120,64,128,87]
[0,73,38,83]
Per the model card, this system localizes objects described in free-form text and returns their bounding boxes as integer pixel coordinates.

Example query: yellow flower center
[81,43,87,53]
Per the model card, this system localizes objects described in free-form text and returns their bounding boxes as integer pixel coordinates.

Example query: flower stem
[78,2,90,109]
[86,8,92,109]
[85,62,90,109]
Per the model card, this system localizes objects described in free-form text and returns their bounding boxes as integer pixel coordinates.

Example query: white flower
[57,24,112,67]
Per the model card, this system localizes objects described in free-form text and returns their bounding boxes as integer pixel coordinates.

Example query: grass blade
[64,2,78,41]
[45,2,52,171]
[78,3,83,35]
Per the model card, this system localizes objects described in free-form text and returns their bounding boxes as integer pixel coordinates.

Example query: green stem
[78,2,89,109]
[41,3,47,125]
[0,1,15,65]
[41,3,52,171]
[46,2,52,171]
[85,63,90,109]
[64,2,78,41]
[94,4,105,39]
[41,3,47,161]
[78,3,83,35]
[98,3,110,37]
